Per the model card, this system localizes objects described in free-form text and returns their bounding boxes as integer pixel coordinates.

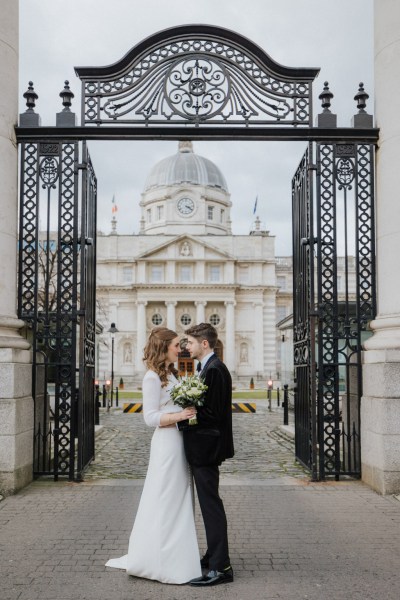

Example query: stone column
[195,300,207,323]
[224,301,236,372]
[165,301,177,330]
[0,0,33,496]
[136,301,147,375]
[361,0,400,494]
[253,301,265,375]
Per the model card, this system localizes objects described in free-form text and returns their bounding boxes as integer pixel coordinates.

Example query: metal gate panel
[315,142,376,479]
[18,140,97,480]
[292,143,317,478]
[77,142,97,477]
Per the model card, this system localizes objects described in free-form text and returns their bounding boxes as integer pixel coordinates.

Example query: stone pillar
[136,301,147,375]
[361,0,400,494]
[224,301,236,372]
[253,301,264,375]
[0,0,33,496]
[165,301,177,330]
[195,300,207,323]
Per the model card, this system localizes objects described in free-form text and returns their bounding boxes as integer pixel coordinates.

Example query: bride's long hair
[143,327,179,387]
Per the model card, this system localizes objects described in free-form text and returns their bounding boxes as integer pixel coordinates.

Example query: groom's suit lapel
[200,353,219,379]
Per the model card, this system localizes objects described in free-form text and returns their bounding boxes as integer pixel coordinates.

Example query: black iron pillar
[108,323,119,409]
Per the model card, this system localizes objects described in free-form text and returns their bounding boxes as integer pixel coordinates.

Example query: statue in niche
[240,343,248,363]
[124,343,132,363]
[180,241,192,256]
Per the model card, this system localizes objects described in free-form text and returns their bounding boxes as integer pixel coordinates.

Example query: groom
[183,323,234,586]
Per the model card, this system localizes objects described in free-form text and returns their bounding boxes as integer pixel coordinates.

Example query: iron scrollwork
[77,29,317,127]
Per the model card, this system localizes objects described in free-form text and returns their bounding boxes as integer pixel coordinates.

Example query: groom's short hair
[185,323,218,349]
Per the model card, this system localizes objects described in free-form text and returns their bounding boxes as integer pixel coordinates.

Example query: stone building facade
[96,141,279,386]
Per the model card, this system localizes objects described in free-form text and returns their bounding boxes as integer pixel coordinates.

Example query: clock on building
[177,197,195,215]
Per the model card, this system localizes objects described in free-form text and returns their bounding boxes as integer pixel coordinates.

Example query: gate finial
[316,81,337,128]
[319,81,334,113]
[56,80,77,127]
[59,80,74,112]
[352,82,373,128]
[20,82,41,126]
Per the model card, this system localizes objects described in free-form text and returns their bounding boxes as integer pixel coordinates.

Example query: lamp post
[107,322,119,410]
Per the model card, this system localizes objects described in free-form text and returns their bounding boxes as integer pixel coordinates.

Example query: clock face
[177,197,195,215]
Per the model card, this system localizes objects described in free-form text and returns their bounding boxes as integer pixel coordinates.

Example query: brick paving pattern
[86,401,307,481]
[1,403,400,599]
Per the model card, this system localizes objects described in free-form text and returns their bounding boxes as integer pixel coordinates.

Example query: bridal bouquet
[170,374,208,427]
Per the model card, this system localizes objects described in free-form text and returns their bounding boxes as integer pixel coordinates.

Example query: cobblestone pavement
[86,401,308,481]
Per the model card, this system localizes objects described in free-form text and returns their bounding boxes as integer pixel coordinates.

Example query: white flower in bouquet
[170,374,208,425]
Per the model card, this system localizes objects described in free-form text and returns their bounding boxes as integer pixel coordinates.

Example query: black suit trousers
[191,464,230,571]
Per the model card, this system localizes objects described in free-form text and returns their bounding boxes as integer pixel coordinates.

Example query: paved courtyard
[86,400,307,481]
[1,404,400,599]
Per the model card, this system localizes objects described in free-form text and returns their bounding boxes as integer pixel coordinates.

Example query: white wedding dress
[105,370,201,584]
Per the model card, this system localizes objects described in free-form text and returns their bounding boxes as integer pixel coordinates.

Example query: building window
[209,314,220,326]
[238,267,249,283]
[151,313,163,325]
[150,264,163,282]
[122,266,132,283]
[276,305,287,323]
[157,205,164,220]
[180,313,192,326]
[207,205,214,220]
[179,264,192,282]
[220,209,225,223]
[277,276,286,290]
[146,208,152,223]
[209,265,221,282]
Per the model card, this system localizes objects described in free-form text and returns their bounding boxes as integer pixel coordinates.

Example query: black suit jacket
[183,354,234,466]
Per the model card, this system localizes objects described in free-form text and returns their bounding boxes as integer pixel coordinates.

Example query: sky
[19,0,374,254]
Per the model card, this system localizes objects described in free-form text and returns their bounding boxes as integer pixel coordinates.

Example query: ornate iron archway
[16,25,378,481]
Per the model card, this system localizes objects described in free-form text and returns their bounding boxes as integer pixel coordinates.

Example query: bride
[105,327,201,584]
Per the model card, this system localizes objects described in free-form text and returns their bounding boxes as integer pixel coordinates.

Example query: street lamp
[107,322,119,409]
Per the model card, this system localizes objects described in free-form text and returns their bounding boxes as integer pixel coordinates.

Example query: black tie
[196,363,202,373]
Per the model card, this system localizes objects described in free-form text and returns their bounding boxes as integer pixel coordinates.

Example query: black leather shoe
[189,567,234,586]
[200,552,210,568]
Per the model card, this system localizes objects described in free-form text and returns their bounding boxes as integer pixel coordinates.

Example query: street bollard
[102,384,107,408]
[267,379,273,411]
[283,384,289,425]
[277,387,280,407]
[95,384,101,425]
[115,387,119,408]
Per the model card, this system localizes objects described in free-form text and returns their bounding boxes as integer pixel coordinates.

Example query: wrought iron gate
[292,142,376,480]
[16,25,379,484]
[18,140,97,480]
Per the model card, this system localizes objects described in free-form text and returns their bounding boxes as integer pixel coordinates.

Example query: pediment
[137,234,234,261]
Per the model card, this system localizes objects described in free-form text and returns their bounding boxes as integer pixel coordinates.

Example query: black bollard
[115,387,119,408]
[95,385,101,425]
[277,387,280,407]
[102,384,107,408]
[283,384,289,425]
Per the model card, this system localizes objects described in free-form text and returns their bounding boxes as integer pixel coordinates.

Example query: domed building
[96,141,286,387]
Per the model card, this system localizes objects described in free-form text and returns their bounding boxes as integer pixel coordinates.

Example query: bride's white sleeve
[142,373,163,428]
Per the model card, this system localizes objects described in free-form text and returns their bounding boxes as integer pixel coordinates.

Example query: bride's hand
[180,407,197,421]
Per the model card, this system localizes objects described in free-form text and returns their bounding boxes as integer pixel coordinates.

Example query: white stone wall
[0,0,33,496]
[361,0,400,494]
